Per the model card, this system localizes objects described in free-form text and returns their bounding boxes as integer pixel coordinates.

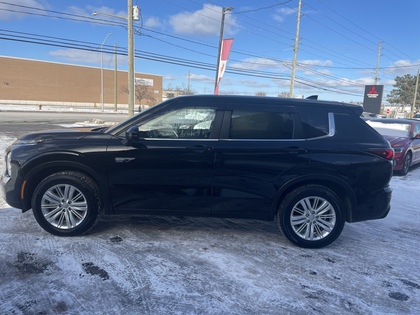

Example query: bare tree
[278,92,289,98]
[121,83,156,111]
[164,83,196,97]
[255,91,267,96]
[135,84,156,106]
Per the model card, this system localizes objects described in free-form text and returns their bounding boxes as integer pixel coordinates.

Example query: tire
[399,152,412,176]
[31,171,102,236]
[277,184,345,248]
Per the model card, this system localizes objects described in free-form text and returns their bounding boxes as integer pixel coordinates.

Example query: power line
[0,28,363,96]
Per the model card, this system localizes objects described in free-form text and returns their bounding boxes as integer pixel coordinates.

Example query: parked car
[365,118,420,175]
[1,95,394,248]
[413,114,420,120]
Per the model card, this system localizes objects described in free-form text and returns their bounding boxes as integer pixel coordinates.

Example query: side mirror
[125,125,140,145]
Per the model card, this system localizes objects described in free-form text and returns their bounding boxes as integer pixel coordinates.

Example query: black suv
[1,95,394,248]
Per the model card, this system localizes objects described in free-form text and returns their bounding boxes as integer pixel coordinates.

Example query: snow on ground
[0,130,419,314]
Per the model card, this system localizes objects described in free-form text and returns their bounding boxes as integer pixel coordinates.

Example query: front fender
[19,153,112,214]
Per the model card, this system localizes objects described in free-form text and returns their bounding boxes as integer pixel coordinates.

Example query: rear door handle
[282,147,307,154]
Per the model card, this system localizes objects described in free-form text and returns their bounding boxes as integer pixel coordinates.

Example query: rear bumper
[349,186,392,222]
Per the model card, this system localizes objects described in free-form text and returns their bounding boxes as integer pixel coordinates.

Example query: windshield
[367,121,411,138]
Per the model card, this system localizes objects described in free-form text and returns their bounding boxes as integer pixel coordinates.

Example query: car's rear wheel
[277,184,345,248]
[400,152,412,176]
[32,171,101,236]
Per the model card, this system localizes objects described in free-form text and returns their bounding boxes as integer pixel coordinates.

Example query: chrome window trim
[307,112,335,141]
[142,138,219,141]
[219,138,306,142]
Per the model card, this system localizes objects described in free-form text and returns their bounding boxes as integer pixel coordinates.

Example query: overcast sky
[1,0,419,102]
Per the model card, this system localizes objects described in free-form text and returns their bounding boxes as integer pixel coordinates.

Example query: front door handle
[187,145,214,153]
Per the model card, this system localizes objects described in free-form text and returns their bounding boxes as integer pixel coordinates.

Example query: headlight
[13,139,40,146]
[6,152,12,176]
[393,147,403,153]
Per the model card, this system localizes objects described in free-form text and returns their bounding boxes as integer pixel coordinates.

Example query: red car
[366,118,420,175]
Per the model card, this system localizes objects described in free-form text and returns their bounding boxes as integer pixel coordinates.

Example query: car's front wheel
[400,152,412,176]
[277,185,345,248]
[31,171,102,236]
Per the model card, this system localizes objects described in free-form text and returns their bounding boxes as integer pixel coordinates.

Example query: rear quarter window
[335,113,385,142]
[297,106,329,138]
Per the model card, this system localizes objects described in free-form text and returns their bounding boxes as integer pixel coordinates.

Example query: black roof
[174,94,362,110]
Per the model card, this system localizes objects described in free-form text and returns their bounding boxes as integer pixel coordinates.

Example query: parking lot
[1,126,419,315]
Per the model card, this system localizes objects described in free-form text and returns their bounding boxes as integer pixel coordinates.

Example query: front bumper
[1,174,23,209]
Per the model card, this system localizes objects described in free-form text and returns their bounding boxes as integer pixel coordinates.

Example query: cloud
[299,59,333,67]
[169,4,238,37]
[49,49,122,66]
[164,74,177,81]
[385,59,420,75]
[144,17,163,28]
[68,5,127,21]
[238,79,271,88]
[272,7,296,23]
[49,49,100,64]
[0,0,45,21]
[230,57,291,72]
[190,73,214,83]
[297,60,333,76]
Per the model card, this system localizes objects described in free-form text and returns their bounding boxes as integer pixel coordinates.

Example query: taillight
[368,148,394,160]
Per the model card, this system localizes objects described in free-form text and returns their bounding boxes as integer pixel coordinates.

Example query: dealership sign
[135,78,153,86]
[363,85,384,114]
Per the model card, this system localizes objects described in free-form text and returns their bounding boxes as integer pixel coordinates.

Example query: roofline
[174,94,360,107]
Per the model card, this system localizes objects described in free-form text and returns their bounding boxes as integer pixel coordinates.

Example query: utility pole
[375,40,383,85]
[114,44,118,112]
[412,69,420,117]
[127,0,135,116]
[289,0,302,98]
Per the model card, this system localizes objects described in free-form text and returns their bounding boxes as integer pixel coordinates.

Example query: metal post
[289,0,302,98]
[128,0,135,116]
[375,41,383,85]
[100,33,112,111]
[214,7,233,94]
[114,44,118,112]
[412,69,420,117]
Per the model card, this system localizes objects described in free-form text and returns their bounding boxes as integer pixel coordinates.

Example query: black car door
[212,101,311,219]
[106,99,225,215]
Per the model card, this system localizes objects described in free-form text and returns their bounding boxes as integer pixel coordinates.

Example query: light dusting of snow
[0,115,419,314]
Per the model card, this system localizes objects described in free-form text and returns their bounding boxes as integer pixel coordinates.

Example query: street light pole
[214,6,233,94]
[100,33,112,112]
[93,1,139,117]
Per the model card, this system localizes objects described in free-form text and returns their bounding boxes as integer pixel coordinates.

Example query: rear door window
[221,102,301,140]
[229,111,294,139]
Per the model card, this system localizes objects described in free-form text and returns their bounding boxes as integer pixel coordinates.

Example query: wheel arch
[20,155,111,214]
[270,175,356,222]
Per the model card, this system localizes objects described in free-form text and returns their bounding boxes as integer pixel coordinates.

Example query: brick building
[0,56,162,109]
